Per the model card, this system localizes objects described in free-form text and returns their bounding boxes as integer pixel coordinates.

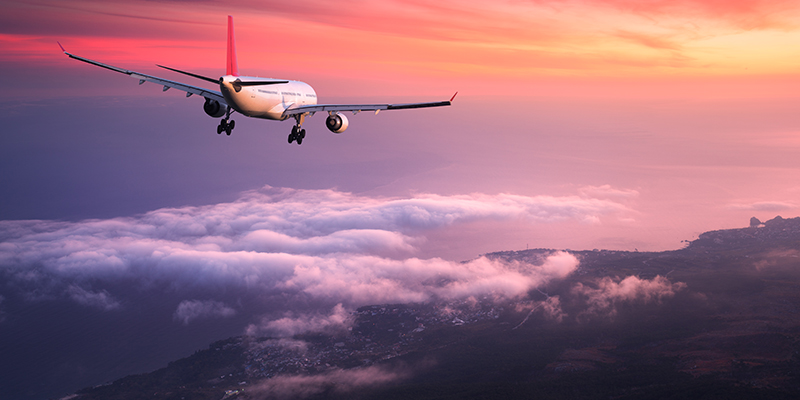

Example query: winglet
[450,91,458,102]
[57,41,66,53]
[226,15,239,76]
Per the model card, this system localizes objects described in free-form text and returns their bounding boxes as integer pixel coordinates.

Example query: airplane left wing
[282,93,456,117]
[58,43,227,105]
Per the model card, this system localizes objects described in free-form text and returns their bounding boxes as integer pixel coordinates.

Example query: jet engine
[325,113,349,133]
[203,98,226,118]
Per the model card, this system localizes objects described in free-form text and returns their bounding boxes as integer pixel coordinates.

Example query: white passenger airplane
[60,16,454,145]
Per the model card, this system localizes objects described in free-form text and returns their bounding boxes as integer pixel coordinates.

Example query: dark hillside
[75,217,800,399]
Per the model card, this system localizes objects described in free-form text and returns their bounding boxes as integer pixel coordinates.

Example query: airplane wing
[58,43,227,105]
[282,93,456,117]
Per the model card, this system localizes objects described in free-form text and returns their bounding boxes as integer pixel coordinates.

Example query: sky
[1,0,800,398]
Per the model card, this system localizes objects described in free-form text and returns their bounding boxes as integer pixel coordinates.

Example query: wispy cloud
[247,303,352,337]
[173,299,236,325]
[572,275,686,320]
[66,285,120,311]
[247,364,410,399]
[728,201,798,211]
[580,0,800,31]
[579,184,640,200]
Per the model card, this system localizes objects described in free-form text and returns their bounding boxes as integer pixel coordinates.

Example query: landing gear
[288,125,306,145]
[217,107,235,136]
[217,118,235,135]
[287,114,306,145]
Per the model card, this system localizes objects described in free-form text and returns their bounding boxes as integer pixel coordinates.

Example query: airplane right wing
[282,93,457,117]
[59,43,227,105]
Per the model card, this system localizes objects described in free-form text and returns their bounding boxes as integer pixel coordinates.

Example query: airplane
[59,16,455,145]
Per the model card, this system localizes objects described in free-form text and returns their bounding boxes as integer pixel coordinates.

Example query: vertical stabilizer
[226,15,239,76]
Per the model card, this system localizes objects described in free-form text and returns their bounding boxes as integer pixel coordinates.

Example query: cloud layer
[0,186,604,333]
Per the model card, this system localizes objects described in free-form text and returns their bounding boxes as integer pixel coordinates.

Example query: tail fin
[226,15,239,76]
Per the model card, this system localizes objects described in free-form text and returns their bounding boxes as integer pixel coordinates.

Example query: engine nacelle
[203,98,226,118]
[325,113,349,133]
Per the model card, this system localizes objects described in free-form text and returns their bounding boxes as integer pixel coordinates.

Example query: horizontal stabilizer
[235,80,290,86]
[230,78,290,92]
[157,65,219,84]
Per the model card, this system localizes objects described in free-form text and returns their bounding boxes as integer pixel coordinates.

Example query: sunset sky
[1,0,799,255]
[3,0,800,97]
[2,1,800,398]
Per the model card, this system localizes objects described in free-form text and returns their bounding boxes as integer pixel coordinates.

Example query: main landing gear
[288,125,305,145]
[288,114,306,145]
[216,107,235,136]
[217,118,235,135]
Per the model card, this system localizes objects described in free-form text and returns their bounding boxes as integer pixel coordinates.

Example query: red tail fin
[226,15,239,76]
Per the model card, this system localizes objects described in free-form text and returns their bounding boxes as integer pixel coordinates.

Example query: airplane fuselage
[220,76,317,121]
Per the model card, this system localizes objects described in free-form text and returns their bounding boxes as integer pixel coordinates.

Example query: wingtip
[450,91,458,102]
[57,41,66,53]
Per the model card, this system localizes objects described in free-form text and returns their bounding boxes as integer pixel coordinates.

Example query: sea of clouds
[0,185,637,332]
[0,185,694,396]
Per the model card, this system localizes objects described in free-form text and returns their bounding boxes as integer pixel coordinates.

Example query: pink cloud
[247,304,352,337]
[727,201,798,212]
[280,252,578,311]
[579,0,800,30]
[173,299,236,325]
[247,364,408,399]
[572,275,686,320]
[66,285,120,311]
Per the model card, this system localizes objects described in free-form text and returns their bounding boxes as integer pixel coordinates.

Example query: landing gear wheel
[296,135,303,145]
[299,129,306,139]
[289,126,300,144]
[218,119,228,135]
[217,118,235,136]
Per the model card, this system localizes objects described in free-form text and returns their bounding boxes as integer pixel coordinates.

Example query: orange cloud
[573,0,800,31]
